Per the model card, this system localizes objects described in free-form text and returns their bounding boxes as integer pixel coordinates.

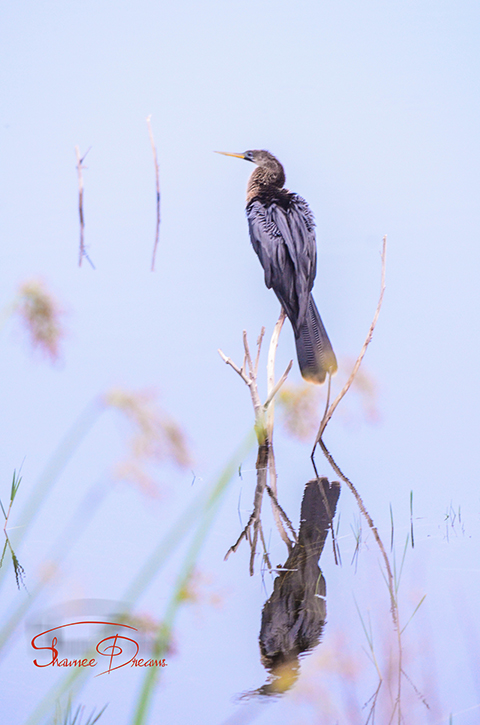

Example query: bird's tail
[294,295,337,384]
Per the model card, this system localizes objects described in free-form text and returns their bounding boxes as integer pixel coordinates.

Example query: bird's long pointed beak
[214,151,246,159]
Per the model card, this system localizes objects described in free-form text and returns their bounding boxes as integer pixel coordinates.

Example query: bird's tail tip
[299,354,337,385]
[295,297,337,385]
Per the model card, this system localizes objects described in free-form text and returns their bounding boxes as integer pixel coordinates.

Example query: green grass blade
[21,429,255,725]
[400,594,426,634]
[130,429,255,725]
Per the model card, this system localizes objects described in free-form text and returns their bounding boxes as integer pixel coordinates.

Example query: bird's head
[216,149,286,189]
[216,149,277,168]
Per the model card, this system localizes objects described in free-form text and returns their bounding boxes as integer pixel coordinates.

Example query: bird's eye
[244,151,254,162]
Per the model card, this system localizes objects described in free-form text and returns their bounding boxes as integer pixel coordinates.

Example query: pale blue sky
[1,1,480,723]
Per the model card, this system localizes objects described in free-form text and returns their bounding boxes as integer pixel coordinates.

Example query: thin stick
[218,349,250,385]
[264,312,285,510]
[312,236,387,453]
[319,438,397,625]
[265,485,297,542]
[224,509,256,559]
[75,146,91,268]
[312,237,391,588]
[219,333,265,438]
[265,309,286,441]
[311,236,402,718]
[75,146,84,267]
[254,327,265,378]
[147,115,161,272]
[313,372,340,564]
[264,360,293,410]
[265,310,293,549]
[259,527,273,572]
[220,322,295,567]
[74,147,94,269]
[311,237,388,585]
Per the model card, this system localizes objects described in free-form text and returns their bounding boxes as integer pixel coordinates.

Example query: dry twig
[219,314,295,571]
[312,236,387,453]
[311,238,393,600]
[75,146,94,269]
[147,116,161,272]
[310,237,404,721]
[265,310,294,550]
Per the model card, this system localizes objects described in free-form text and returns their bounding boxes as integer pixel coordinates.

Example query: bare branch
[218,348,250,384]
[259,527,273,572]
[310,236,404,719]
[243,330,255,377]
[313,236,387,452]
[75,146,94,269]
[147,116,161,272]
[254,327,265,377]
[220,319,295,569]
[311,237,391,582]
[266,308,286,440]
[264,360,293,410]
[224,445,268,574]
[263,309,293,550]
[75,146,85,267]
[265,485,298,543]
[310,237,386,564]
[224,509,257,560]
[320,438,395,613]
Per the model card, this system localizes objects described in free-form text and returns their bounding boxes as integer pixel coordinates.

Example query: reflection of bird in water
[259,478,340,691]
[239,478,340,699]
[217,150,337,384]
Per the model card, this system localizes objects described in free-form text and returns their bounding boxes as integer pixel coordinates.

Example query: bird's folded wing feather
[246,194,317,328]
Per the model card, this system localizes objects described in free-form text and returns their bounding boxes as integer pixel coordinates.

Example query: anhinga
[217,149,337,384]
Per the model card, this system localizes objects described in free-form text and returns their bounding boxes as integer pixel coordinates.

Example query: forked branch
[219,313,295,570]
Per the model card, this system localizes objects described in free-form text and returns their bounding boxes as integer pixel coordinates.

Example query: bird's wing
[246,194,317,329]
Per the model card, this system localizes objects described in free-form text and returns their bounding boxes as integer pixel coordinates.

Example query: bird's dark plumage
[218,149,337,384]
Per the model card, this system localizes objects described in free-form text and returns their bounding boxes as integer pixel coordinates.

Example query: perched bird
[217,149,337,384]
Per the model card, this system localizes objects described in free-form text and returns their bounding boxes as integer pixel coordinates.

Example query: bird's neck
[246,163,286,204]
